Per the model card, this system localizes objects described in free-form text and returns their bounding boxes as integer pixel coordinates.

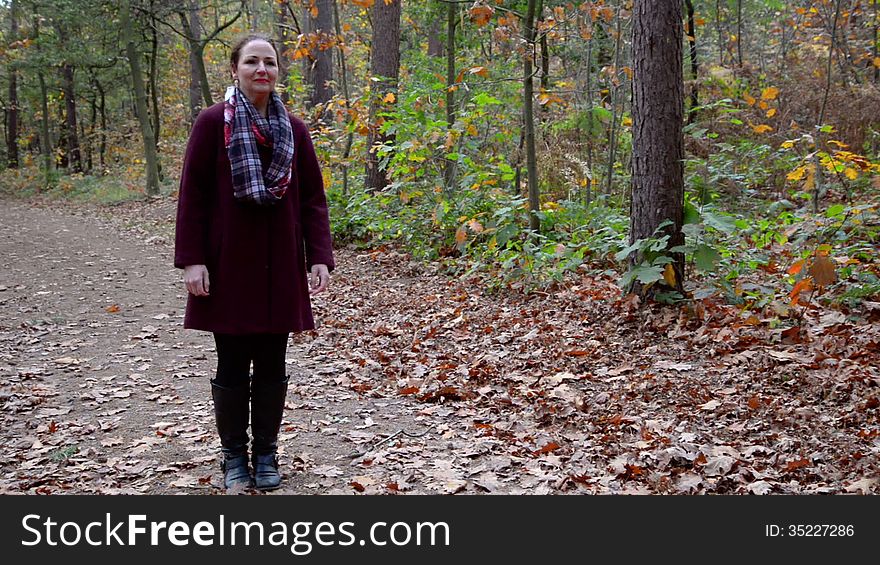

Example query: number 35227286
[765,525,855,537]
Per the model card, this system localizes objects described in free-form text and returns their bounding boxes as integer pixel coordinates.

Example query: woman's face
[232,40,278,103]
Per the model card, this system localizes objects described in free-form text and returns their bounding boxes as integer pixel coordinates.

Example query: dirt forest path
[0,199,428,494]
[1,198,878,495]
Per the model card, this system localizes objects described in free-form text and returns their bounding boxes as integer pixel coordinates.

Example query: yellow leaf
[744,93,756,106]
[828,139,848,148]
[751,124,773,134]
[787,167,805,182]
[468,66,489,78]
[455,225,468,245]
[761,86,780,100]
[695,17,706,26]
[758,100,769,110]
[663,264,677,288]
[781,140,795,148]
[382,92,396,104]
[466,124,478,136]
[844,167,858,180]
[622,116,633,127]
[766,108,777,118]
[874,57,880,69]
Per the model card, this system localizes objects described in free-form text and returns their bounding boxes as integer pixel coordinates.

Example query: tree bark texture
[308,0,335,113]
[364,0,401,191]
[630,0,685,294]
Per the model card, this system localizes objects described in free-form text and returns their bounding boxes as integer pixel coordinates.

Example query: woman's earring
[234,77,239,87]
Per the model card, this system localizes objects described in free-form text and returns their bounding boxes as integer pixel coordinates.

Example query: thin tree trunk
[538,0,550,122]
[524,0,540,232]
[121,0,160,196]
[604,2,623,196]
[333,0,354,194]
[195,44,213,107]
[736,0,743,67]
[814,0,843,214]
[149,4,162,153]
[364,0,401,192]
[6,0,19,168]
[96,79,106,170]
[444,1,457,192]
[874,0,879,84]
[61,63,82,173]
[87,88,97,172]
[185,0,202,124]
[38,71,52,174]
[685,0,699,121]
[630,0,685,296]
[715,0,724,65]
[585,21,594,205]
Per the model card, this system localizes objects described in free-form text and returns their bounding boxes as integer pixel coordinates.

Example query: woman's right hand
[183,265,210,296]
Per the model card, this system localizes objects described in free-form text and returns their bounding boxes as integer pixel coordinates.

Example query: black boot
[211,380,253,490]
[251,376,289,490]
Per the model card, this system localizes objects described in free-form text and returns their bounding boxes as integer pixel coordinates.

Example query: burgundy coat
[174,102,335,334]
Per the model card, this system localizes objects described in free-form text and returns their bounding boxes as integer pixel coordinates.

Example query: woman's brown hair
[229,33,280,68]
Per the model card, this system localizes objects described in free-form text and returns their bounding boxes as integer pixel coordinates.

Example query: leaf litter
[0,198,877,495]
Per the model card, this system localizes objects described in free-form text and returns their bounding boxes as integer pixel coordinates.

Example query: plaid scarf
[223,86,294,205]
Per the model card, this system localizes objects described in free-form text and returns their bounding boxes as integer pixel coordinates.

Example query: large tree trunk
[524,0,540,232]
[6,0,19,168]
[364,0,401,192]
[121,0,160,196]
[308,0,335,115]
[629,0,685,296]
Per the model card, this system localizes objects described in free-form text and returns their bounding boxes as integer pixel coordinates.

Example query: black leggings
[212,333,289,387]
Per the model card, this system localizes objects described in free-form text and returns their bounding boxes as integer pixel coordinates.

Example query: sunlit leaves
[761,87,780,100]
[469,3,495,27]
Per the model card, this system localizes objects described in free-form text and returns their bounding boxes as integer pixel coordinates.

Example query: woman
[174,34,334,491]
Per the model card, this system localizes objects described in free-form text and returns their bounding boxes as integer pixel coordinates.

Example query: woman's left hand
[309,264,331,294]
